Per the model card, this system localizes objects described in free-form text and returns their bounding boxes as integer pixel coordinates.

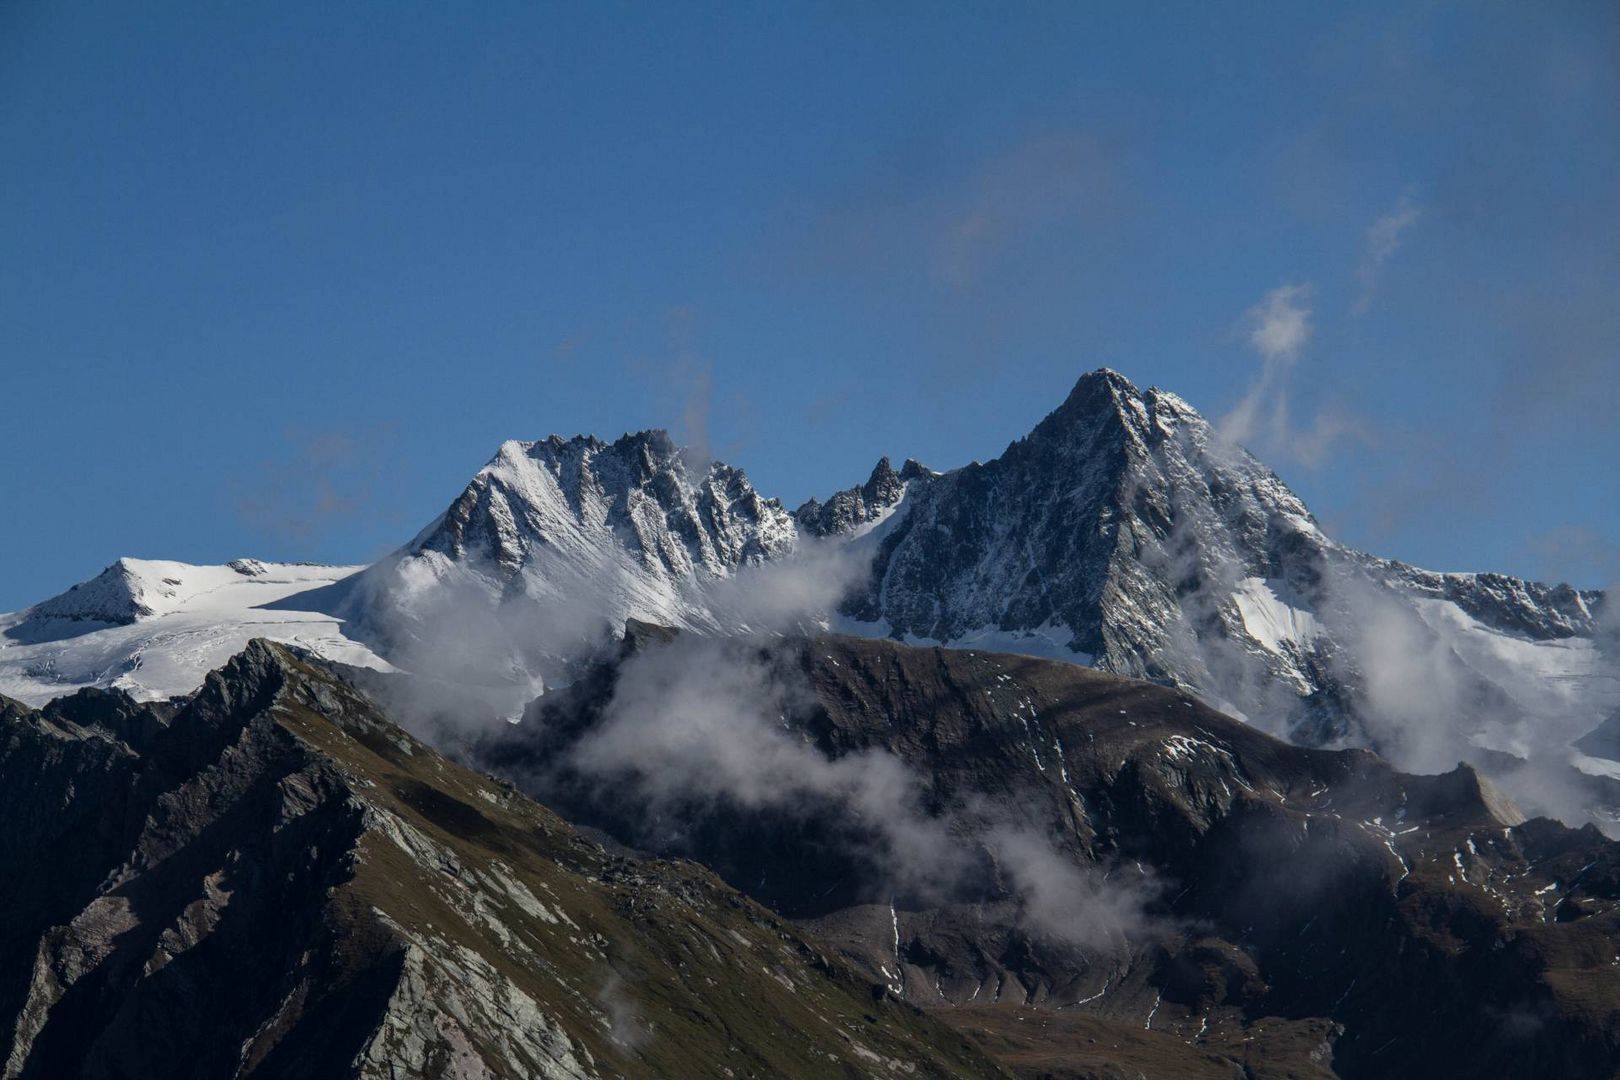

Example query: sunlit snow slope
[0,558,387,705]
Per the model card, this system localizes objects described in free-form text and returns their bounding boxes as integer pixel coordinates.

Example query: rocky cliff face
[475,629,1620,1079]
[0,641,1007,1080]
[795,456,924,538]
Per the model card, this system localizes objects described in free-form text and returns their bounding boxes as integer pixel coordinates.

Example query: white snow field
[0,558,389,706]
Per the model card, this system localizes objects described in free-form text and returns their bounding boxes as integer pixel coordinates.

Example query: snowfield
[0,558,389,706]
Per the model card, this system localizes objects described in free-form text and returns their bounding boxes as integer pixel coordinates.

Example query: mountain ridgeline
[337,369,1614,799]
[7,369,1609,792]
[10,634,1617,1077]
[1,364,1619,1078]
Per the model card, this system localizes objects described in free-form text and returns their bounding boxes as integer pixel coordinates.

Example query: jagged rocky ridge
[470,628,1620,1080]
[0,641,1007,1080]
[795,456,928,538]
[349,431,794,638]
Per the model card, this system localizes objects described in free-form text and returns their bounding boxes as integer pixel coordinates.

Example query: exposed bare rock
[0,641,1007,1080]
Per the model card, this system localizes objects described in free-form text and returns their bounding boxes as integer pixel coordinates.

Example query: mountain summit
[806,369,1610,776]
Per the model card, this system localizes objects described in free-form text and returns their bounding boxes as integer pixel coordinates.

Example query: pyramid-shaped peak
[26,559,152,626]
[1067,367,1140,399]
[1051,368,1146,417]
[1017,368,1148,445]
[1030,369,1217,443]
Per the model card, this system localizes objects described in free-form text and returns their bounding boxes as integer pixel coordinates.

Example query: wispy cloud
[1355,193,1422,313]
[1248,282,1314,364]
[1220,283,1371,469]
[560,631,1158,947]
[928,133,1114,290]
[1519,524,1620,588]
[625,306,758,475]
[1221,283,1313,450]
[789,129,1118,296]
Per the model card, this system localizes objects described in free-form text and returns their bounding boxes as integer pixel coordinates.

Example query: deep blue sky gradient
[2,2,1617,608]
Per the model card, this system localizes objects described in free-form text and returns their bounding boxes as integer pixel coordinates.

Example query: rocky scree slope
[0,640,1007,1080]
[473,630,1620,1080]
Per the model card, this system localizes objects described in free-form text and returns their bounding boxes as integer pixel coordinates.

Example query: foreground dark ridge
[0,641,1007,1080]
[474,629,1620,1080]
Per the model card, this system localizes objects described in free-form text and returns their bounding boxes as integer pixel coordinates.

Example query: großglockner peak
[811,370,1610,772]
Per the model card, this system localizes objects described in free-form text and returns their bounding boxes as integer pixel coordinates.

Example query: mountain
[0,559,386,706]
[5,370,1611,806]
[344,369,1610,778]
[330,368,1610,780]
[469,627,1620,1079]
[336,431,798,694]
[806,371,1612,774]
[795,456,926,538]
[0,640,1007,1080]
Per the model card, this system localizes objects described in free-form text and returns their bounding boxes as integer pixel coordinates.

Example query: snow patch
[1232,577,1321,655]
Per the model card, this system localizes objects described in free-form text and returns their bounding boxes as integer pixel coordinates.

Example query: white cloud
[1247,283,1314,363]
[1219,283,1372,468]
[1221,283,1314,449]
[1355,194,1422,312]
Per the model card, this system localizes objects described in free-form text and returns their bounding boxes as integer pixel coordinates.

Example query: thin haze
[1,2,1616,609]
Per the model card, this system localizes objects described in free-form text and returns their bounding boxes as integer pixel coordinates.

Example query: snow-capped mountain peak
[416,430,794,581]
[23,557,179,626]
[4,369,1610,821]
[339,429,800,693]
[805,368,1613,799]
[22,556,318,626]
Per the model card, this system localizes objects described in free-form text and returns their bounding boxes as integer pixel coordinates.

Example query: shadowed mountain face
[471,630,1620,1080]
[0,642,1007,1080]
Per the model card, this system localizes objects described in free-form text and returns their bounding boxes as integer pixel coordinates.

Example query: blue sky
[2,2,1616,609]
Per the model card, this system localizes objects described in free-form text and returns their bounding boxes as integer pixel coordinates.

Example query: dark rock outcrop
[0,641,1008,1080]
